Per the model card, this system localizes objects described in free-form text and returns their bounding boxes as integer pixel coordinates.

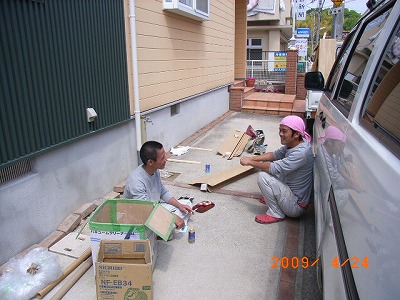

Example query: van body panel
[309,0,400,298]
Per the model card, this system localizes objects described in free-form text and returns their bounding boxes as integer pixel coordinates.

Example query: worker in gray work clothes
[240,115,314,224]
[123,141,193,230]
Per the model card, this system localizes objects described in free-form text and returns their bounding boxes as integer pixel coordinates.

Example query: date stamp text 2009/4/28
[270,256,369,269]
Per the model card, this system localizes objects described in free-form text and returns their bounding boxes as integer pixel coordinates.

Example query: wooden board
[49,232,91,259]
[217,130,251,158]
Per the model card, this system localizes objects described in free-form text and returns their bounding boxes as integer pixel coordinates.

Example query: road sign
[331,0,343,6]
[295,39,308,57]
[297,28,310,38]
[296,0,307,21]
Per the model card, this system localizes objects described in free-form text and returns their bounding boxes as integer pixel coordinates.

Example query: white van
[305,0,400,299]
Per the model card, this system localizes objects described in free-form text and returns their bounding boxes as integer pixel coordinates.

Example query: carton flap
[145,204,176,241]
[190,165,254,192]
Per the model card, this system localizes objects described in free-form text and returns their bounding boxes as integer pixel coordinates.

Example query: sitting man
[123,141,193,229]
[240,115,314,224]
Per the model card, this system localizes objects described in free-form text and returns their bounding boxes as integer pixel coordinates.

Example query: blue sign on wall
[297,28,310,38]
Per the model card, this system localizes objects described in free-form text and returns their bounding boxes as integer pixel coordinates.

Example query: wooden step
[243,87,255,97]
[242,92,299,115]
[292,99,306,113]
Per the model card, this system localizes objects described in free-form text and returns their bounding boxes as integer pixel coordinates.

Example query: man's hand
[178,203,193,215]
[168,197,193,215]
[240,156,252,166]
[240,155,270,172]
[174,216,185,229]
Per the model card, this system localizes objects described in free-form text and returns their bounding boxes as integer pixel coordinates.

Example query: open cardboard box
[89,199,176,269]
[96,239,153,300]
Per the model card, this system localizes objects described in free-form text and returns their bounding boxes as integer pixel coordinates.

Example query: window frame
[163,0,210,21]
[359,20,400,158]
[246,38,263,62]
[326,4,394,118]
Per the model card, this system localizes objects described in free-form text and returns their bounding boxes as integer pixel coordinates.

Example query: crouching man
[123,141,193,229]
[240,115,314,224]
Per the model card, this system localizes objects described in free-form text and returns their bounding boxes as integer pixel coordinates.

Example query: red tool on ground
[192,201,215,213]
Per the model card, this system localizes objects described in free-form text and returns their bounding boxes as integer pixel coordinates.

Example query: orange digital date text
[270,256,368,269]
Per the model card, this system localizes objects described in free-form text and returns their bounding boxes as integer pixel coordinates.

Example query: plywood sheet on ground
[217,130,251,158]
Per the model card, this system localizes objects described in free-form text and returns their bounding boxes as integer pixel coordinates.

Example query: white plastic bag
[0,247,62,300]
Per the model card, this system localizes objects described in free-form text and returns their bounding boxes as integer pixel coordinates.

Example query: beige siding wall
[234,0,247,79]
[126,0,235,112]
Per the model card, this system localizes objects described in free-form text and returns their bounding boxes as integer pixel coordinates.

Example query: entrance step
[242,92,304,116]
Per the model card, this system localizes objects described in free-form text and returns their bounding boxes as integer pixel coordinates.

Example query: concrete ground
[38,111,322,300]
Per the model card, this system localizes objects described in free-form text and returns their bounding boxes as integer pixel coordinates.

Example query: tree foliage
[297,8,362,38]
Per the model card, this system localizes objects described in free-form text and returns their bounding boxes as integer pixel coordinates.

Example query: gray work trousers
[257,172,304,219]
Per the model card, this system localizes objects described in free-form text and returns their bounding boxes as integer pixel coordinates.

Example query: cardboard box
[96,239,153,300]
[89,199,176,269]
[190,165,254,192]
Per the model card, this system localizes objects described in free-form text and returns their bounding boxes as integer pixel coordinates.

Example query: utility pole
[315,0,324,48]
[331,0,344,40]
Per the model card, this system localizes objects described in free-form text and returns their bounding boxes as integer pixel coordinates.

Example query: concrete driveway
[39,112,321,300]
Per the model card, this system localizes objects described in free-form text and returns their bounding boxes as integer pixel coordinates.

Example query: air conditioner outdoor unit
[163,0,210,21]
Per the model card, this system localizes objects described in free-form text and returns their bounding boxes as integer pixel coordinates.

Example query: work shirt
[122,165,173,203]
[269,141,314,205]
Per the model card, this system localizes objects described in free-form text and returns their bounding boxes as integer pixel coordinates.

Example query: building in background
[246,0,292,58]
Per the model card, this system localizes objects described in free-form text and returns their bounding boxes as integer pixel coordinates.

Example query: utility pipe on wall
[129,0,142,164]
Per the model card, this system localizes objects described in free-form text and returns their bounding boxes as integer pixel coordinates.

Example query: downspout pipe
[129,0,142,164]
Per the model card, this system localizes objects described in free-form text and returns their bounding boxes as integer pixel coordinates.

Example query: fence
[246,51,307,89]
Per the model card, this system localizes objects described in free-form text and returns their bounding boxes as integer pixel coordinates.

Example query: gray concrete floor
[38,112,321,300]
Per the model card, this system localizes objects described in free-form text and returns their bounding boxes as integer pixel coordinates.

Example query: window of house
[247,38,263,60]
[195,0,208,15]
[163,0,209,21]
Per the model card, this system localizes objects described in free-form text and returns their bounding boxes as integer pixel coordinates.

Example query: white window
[163,0,210,21]
[247,38,263,59]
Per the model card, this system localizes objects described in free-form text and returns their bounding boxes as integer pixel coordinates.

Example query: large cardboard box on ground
[96,239,153,300]
[89,199,176,269]
[190,165,254,192]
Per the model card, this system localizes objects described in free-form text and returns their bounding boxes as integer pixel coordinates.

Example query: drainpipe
[129,0,142,164]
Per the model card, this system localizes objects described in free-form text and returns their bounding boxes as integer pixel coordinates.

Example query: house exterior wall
[269,30,281,51]
[235,0,247,79]
[0,0,237,265]
[129,0,235,113]
[0,123,137,265]
[144,86,229,150]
